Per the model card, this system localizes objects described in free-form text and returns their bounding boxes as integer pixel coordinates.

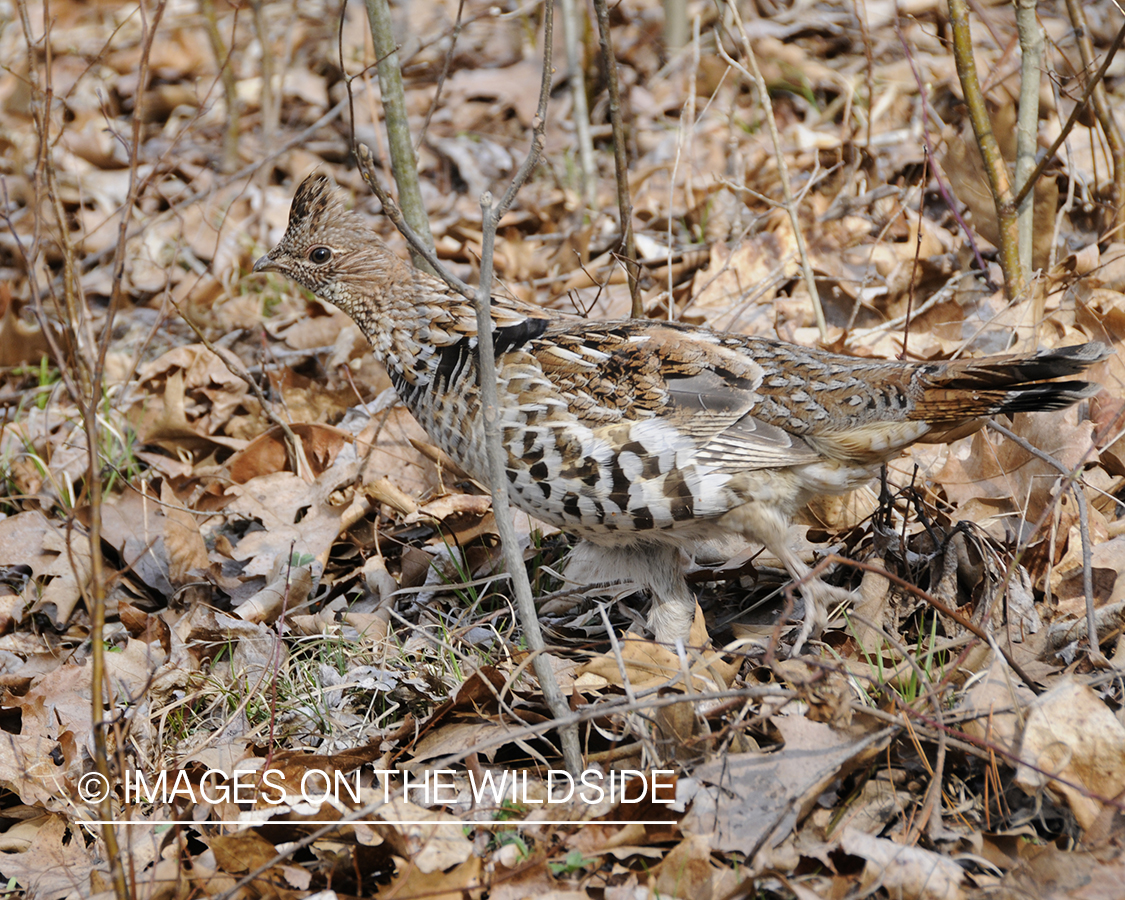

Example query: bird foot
[788,577,854,656]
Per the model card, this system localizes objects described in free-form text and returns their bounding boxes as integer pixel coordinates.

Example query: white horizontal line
[78,819,673,827]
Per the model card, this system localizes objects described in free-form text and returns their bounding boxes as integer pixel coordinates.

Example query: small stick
[592,0,643,317]
[719,0,827,339]
[1010,20,1125,213]
[471,4,583,778]
[986,420,1106,665]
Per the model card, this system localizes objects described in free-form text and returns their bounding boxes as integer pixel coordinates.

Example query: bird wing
[525,319,823,472]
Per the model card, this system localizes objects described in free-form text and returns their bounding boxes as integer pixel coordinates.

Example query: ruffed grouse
[254,174,1108,651]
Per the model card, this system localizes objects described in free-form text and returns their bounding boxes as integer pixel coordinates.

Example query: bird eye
[308,246,332,264]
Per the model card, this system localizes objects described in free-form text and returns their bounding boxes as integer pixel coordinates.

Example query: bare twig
[719,0,827,339]
[900,154,930,355]
[947,0,1024,298]
[664,15,700,319]
[199,0,241,173]
[986,419,1106,664]
[663,0,688,50]
[87,23,169,892]
[86,0,163,888]
[342,12,587,755]
[598,605,638,706]
[12,0,170,894]
[1047,74,1080,273]
[1062,0,1125,231]
[464,4,582,776]
[592,0,643,317]
[1011,19,1125,214]
[355,143,473,298]
[363,0,436,273]
[1014,0,1042,283]
[559,0,598,211]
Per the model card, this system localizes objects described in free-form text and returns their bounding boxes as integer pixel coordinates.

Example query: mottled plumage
[255,174,1108,651]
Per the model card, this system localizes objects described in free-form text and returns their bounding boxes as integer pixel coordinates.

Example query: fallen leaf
[840,828,965,900]
[680,718,894,853]
[1014,679,1125,830]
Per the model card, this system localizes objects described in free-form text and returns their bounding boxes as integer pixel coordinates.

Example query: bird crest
[277,172,357,253]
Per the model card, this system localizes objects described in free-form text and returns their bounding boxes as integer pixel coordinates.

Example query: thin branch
[355,142,473,298]
[947,0,1024,298]
[1014,0,1042,282]
[720,0,827,339]
[1062,0,1125,231]
[665,15,700,320]
[471,2,582,777]
[12,0,167,894]
[1011,19,1125,212]
[342,1,466,293]
[559,0,597,211]
[663,0,688,50]
[592,0,643,318]
[363,0,436,272]
[89,0,166,892]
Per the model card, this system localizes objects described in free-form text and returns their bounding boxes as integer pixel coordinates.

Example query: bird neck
[361,268,551,403]
[375,271,479,392]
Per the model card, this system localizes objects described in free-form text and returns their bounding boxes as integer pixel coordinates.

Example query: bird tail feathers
[912,342,1109,424]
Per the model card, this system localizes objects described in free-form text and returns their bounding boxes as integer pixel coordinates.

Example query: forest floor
[2,0,1125,897]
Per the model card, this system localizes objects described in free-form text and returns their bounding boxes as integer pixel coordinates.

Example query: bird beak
[253,254,276,273]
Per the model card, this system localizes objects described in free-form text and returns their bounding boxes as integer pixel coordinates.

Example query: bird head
[253,173,405,317]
